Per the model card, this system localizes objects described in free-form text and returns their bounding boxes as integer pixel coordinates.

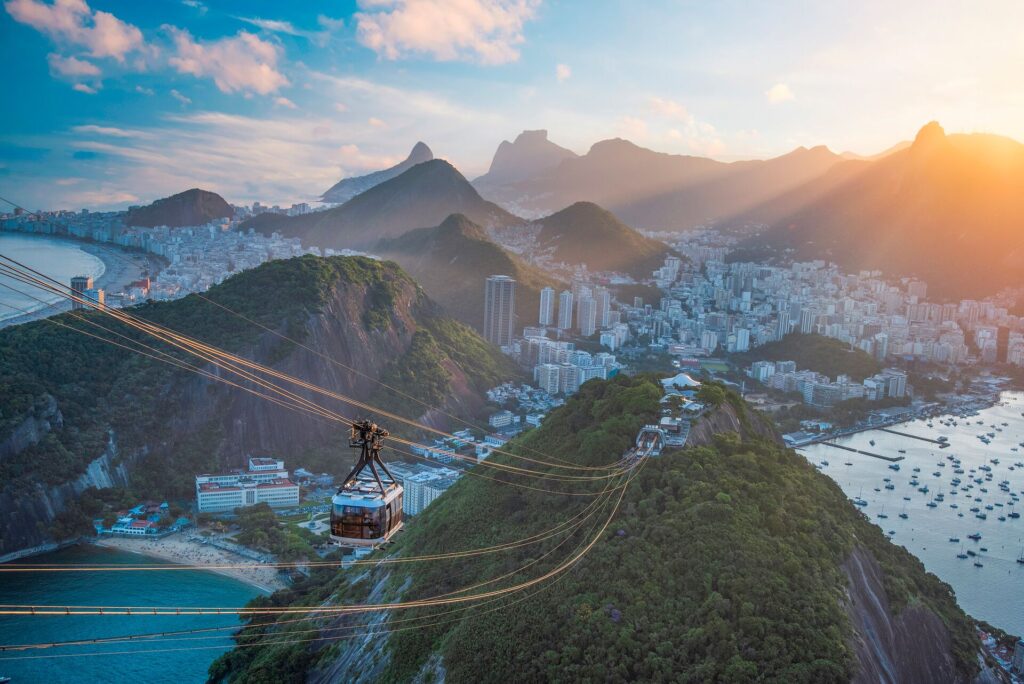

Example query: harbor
[801,390,1024,637]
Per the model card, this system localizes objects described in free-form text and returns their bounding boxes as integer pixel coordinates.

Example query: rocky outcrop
[0,431,130,560]
[0,394,62,461]
[843,546,998,684]
[684,399,779,447]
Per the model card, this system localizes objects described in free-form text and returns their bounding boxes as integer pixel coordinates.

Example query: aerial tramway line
[331,420,404,546]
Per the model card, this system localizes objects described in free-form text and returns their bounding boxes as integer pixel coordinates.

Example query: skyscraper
[483,275,516,347]
[577,297,597,337]
[557,290,574,330]
[595,287,611,327]
[538,286,554,326]
[70,275,94,310]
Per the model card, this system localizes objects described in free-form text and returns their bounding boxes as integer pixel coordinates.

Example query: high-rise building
[557,290,574,330]
[538,286,555,326]
[577,297,597,336]
[595,287,612,327]
[483,275,516,347]
[70,275,94,310]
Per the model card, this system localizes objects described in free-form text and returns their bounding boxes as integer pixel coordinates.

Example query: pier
[813,441,904,462]
[876,428,943,445]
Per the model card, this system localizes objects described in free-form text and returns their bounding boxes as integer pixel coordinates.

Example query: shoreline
[92,534,287,594]
[0,234,163,329]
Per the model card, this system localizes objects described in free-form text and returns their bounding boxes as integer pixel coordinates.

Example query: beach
[93,534,288,593]
[0,235,163,328]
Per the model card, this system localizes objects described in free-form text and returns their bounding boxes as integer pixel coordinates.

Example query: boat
[974,561,984,567]
[869,439,876,446]
[968,532,982,540]
[949,537,960,542]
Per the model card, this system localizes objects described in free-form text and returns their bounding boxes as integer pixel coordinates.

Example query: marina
[803,390,1024,637]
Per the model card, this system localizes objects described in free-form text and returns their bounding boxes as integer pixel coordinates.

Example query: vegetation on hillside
[208,377,977,683]
[733,333,882,381]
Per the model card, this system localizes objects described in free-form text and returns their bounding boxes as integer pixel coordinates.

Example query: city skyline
[4,0,1024,210]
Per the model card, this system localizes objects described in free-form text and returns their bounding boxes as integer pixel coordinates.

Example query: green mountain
[210,377,986,683]
[244,160,521,250]
[376,213,562,329]
[0,256,516,558]
[532,201,673,275]
[126,188,233,228]
[746,122,1024,298]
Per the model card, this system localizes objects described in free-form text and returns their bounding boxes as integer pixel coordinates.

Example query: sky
[2,0,1023,211]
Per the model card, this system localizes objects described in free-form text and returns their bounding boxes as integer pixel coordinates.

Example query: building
[538,286,555,326]
[195,456,300,512]
[70,275,94,310]
[557,290,574,330]
[1012,639,1024,674]
[577,296,597,336]
[488,410,514,428]
[483,275,516,347]
[535,363,561,394]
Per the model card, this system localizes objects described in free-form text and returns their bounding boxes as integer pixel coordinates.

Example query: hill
[472,135,841,228]
[0,256,517,558]
[750,122,1024,298]
[125,188,233,227]
[321,142,434,204]
[243,160,522,250]
[473,130,578,193]
[210,377,985,683]
[531,201,673,275]
[733,333,883,382]
[376,213,562,329]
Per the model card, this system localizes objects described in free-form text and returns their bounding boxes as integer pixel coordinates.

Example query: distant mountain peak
[912,121,946,150]
[321,141,435,204]
[474,130,577,187]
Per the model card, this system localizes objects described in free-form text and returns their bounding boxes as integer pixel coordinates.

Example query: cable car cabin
[330,477,403,546]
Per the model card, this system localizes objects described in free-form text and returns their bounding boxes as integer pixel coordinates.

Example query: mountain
[750,122,1024,298]
[472,135,842,228]
[0,255,517,558]
[243,160,522,250]
[531,201,673,275]
[321,142,434,204]
[211,378,988,683]
[473,130,577,190]
[125,188,233,228]
[377,214,562,329]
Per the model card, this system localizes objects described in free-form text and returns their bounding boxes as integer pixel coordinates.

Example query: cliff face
[0,432,130,561]
[684,399,779,447]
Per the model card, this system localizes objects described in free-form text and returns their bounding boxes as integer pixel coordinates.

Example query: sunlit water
[0,546,260,683]
[803,391,1024,636]
[0,233,105,321]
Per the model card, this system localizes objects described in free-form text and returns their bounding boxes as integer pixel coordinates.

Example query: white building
[195,456,300,512]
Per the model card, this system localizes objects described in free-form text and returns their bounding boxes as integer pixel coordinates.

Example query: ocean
[802,390,1024,636]
[0,546,260,683]
[0,233,106,322]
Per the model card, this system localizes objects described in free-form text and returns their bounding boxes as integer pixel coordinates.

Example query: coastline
[0,235,162,329]
[92,534,288,594]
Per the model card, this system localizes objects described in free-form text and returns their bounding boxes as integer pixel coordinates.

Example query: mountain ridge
[125,188,233,228]
[321,142,434,204]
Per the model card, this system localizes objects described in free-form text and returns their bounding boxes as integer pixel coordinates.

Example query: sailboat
[1017,546,1024,565]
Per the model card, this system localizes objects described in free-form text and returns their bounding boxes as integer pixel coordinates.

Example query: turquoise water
[0,233,105,321]
[803,391,1024,636]
[0,546,260,683]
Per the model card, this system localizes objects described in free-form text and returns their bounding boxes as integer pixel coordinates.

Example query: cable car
[331,420,404,547]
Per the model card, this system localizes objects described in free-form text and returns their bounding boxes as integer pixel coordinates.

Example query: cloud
[72,82,98,94]
[181,0,206,14]
[555,63,571,82]
[646,96,725,156]
[765,82,794,104]
[355,0,540,65]
[47,52,99,77]
[368,116,387,128]
[166,27,289,95]
[170,88,191,105]
[135,85,154,95]
[54,177,82,185]
[274,96,298,109]
[615,116,648,141]
[72,124,149,138]
[5,0,145,62]
[333,102,349,113]
[237,15,344,46]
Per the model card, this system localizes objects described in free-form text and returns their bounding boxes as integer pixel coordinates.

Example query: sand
[93,534,288,593]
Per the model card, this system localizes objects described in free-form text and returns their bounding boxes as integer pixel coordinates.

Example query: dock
[876,428,943,445]
[813,441,904,462]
